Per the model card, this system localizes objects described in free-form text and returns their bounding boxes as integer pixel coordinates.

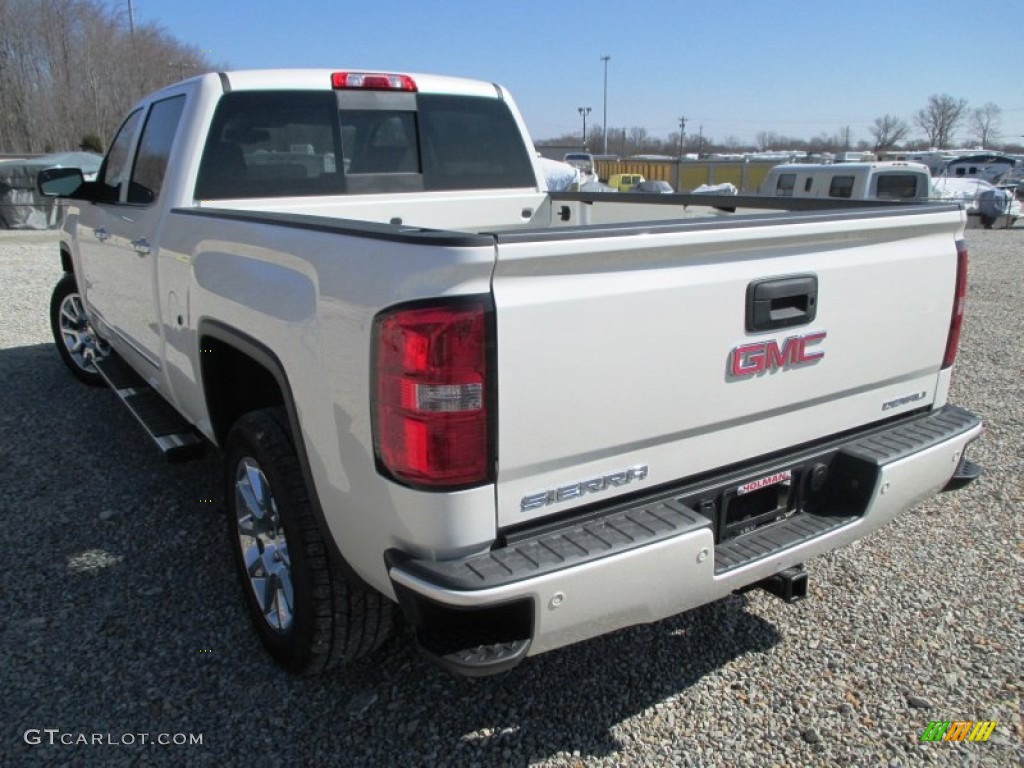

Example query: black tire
[225,407,394,675]
[49,272,109,386]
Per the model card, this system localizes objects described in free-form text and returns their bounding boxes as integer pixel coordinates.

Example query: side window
[804,177,813,192]
[128,95,186,205]
[828,176,854,198]
[98,109,144,201]
[775,173,795,196]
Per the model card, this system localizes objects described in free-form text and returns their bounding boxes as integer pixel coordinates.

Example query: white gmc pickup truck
[40,69,982,677]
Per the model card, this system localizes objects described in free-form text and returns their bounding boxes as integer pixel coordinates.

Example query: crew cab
[40,69,981,677]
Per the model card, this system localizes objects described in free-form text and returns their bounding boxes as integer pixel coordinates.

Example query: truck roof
[193,69,505,99]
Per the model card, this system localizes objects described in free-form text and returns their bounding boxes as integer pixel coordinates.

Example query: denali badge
[730,331,827,377]
[520,465,649,513]
[882,391,927,411]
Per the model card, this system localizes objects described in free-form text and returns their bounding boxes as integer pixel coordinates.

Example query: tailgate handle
[746,275,817,332]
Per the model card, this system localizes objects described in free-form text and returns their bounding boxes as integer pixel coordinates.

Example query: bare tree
[627,126,650,155]
[0,0,216,154]
[836,125,852,151]
[755,131,782,151]
[914,94,968,149]
[806,133,833,153]
[969,103,1001,149]
[870,114,910,151]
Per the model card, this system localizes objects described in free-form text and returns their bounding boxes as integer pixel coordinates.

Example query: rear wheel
[49,273,109,386]
[225,407,394,675]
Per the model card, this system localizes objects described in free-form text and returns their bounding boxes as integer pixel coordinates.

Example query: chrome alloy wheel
[234,457,294,632]
[57,291,109,371]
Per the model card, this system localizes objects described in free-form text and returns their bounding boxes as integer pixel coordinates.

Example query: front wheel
[49,273,110,386]
[225,407,394,675]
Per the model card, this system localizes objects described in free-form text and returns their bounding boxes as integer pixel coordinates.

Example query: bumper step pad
[94,354,204,462]
[714,512,855,575]
[394,498,713,592]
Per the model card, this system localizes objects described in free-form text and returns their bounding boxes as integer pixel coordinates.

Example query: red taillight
[373,299,492,488]
[942,240,968,369]
[331,72,417,92]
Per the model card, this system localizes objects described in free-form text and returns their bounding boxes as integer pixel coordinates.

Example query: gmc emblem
[730,331,827,377]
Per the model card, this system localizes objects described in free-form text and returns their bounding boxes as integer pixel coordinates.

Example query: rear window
[418,95,537,191]
[875,173,923,199]
[828,175,854,198]
[195,91,342,199]
[195,91,536,199]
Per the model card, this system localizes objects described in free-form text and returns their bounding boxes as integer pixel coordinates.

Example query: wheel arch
[60,244,73,275]
[197,320,362,581]
[198,321,289,447]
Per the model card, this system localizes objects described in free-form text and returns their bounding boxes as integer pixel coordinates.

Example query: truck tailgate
[490,207,964,528]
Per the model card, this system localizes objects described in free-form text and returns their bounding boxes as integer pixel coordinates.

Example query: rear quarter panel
[156,212,501,594]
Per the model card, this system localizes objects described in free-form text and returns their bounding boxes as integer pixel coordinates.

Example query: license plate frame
[718,468,796,540]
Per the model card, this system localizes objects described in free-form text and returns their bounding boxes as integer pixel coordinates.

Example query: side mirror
[38,167,86,198]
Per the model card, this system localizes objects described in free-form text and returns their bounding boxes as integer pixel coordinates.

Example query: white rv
[939,153,1019,184]
[760,162,931,201]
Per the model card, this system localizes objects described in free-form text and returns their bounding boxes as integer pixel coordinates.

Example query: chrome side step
[94,354,205,462]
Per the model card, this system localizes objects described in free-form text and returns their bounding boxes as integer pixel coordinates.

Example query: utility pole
[698,125,704,156]
[601,55,610,155]
[678,116,687,158]
[577,107,592,149]
[127,0,135,36]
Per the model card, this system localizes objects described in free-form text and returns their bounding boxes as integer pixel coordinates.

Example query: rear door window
[128,95,186,205]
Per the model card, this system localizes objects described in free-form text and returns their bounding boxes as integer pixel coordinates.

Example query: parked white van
[760,162,931,201]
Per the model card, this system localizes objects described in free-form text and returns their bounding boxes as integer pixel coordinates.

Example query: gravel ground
[0,226,1020,767]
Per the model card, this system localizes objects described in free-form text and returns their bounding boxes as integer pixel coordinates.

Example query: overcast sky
[133,0,1024,145]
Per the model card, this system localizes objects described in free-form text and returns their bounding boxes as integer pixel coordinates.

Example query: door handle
[94,227,110,242]
[131,237,152,256]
